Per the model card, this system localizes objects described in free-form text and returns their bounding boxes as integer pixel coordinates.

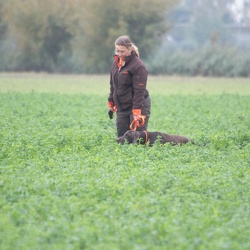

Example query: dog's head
[116,130,140,144]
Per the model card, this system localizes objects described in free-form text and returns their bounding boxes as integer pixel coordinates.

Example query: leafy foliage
[148,44,250,77]
[1,0,176,73]
[0,76,250,249]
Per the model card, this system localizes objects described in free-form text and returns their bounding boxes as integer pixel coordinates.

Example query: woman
[108,35,151,137]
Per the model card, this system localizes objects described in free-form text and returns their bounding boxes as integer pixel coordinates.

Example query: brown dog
[117,130,191,146]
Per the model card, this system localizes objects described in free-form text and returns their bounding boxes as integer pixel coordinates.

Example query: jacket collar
[113,51,136,68]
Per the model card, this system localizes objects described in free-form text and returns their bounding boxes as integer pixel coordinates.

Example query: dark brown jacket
[108,51,149,112]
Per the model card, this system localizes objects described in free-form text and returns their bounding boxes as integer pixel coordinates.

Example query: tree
[76,0,177,72]
[0,0,9,70]
[170,0,236,45]
[3,0,80,71]
[0,2,6,39]
[2,0,178,73]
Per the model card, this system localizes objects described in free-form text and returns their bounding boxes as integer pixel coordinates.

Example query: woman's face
[115,45,131,59]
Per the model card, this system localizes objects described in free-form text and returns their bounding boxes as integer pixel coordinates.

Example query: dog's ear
[133,131,140,144]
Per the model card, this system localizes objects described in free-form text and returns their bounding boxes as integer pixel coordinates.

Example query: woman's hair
[115,35,139,57]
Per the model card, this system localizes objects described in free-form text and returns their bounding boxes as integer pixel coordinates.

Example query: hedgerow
[148,45,250,77]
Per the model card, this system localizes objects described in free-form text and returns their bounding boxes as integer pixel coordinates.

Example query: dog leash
[129,115,148,144]
[129,115,146,131]
[142,130,148,144]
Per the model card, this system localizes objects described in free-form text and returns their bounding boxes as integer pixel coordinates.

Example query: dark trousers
[116,96,151,137]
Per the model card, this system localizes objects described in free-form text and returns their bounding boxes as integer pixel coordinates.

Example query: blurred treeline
[150,0,250,77]
[0,0,175,73]
[0,0,250,76]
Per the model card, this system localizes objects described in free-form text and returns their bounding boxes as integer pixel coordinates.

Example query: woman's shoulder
[131,56,147,71]
[130,54,145,65]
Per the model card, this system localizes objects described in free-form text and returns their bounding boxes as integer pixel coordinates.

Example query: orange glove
[130,109,146,130]
[132,109,141,121]
[108,101,117,119]
[108,101,117,112]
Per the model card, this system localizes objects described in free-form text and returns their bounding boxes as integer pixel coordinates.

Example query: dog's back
[147,132,190,145]
[117,130,191,145]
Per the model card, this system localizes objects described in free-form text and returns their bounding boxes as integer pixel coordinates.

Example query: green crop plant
[0,74,249,250]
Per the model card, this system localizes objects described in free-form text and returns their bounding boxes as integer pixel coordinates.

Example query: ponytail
[131,43,139,57]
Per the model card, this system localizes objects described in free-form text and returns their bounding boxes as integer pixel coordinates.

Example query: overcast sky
[230,0,248,22]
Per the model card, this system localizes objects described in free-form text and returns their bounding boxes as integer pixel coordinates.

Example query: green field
[0,74,250,250]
